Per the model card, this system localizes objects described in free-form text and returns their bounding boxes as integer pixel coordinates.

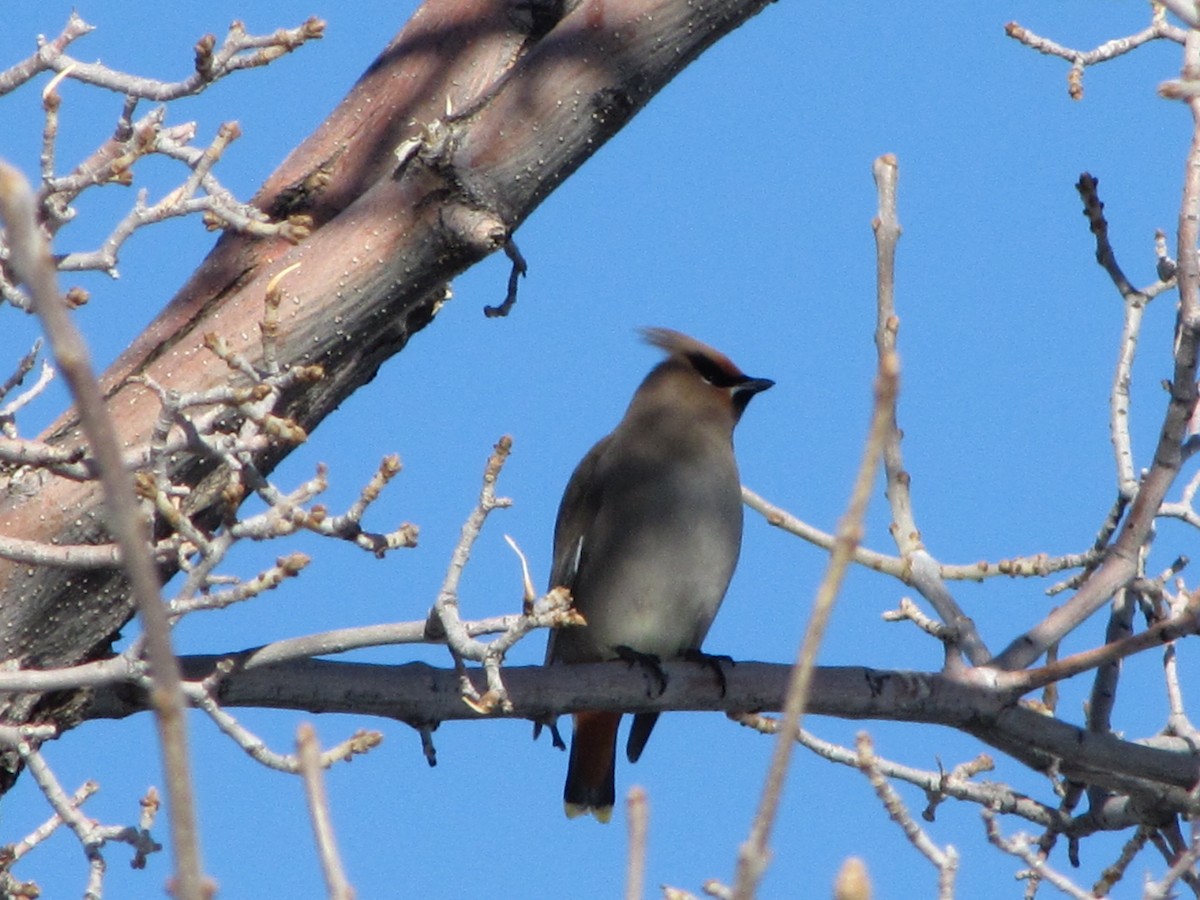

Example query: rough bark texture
[80,657,1200,817]
[0,0,773,725]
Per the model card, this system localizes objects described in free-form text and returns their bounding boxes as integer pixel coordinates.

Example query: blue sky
[0,2,1193,898]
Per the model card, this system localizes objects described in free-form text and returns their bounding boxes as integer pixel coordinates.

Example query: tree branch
[733,153,900,899]
[0,162,208,900]
[991,30,1200,670]
[74,658,1200,816]
[0,0,779,740]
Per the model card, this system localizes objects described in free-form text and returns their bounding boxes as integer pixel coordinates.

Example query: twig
[7,780,98,862]
[17,740,163,892]
[427,437,517,711]
[0,655,135,693]
[856,733,958,898]
[1085,587,1136,735]
[0,534,123,568]
[983,810,1098,899]
[993,597,1200,695]
[1076,173,1142,301]
[306,456,417,557]
[0,357,54,428]
[297,724,356,900]
[133,787,162,870]
[1076,173,1158,499]
[833,858,872,900]
[1092,825,1151,896]
[743,486,1098,584]
[1164,581,1200,743]
[168,553,310,620]
[730,157,900,899]
[1047,493,1130,596]
[1007,8,1184,100]
[882,598,952,642]
[0,340,42,398]
[1144,819,1200,899]
[207,598,575,671]
[40,66,73,196]
[868,154,990,669]
[483,238,526,317]
[1162,463,1200,529]
[19,742,107,896]
[185,677,381,773]
[625,786,648,900]
[993,44,1200,670]
[730,713,1075,834]
[0,16,325,101]
[50,121,292,275]
[0,13,93,96]
[0,161,208,900]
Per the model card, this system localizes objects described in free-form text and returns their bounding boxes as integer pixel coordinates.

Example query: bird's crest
[640,327,746,388]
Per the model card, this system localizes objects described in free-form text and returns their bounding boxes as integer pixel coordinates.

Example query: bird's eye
[687,352,738,388]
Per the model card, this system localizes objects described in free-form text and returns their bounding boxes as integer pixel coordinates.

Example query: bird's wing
[544,433,611,664]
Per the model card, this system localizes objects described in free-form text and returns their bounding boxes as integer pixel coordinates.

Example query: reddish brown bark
[0,0,773,728]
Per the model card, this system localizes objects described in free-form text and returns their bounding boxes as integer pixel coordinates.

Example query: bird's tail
[563,710,621,823]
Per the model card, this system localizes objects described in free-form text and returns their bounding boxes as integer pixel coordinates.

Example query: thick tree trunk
[0,0,773,727]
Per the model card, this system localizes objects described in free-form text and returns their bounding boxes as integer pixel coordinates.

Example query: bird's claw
[682,649,733,697]
[614,645,668,696]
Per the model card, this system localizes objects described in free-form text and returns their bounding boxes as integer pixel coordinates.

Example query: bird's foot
[533,717,568,750]
[613,645,668,696]
[682,649,733,697]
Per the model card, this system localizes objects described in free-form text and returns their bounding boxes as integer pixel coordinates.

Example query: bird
[544,327,773,822]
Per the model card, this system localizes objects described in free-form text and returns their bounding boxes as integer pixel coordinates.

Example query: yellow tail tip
[564,802,613,823]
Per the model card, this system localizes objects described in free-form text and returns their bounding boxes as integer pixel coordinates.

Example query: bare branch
[1007,7,1184,99]
[0,13,93,96]
[983,810,1098,899]
[296,723,357,900]
[7,780,98,863]
[428,437,518,712]
[732,155,901,899]
[868,156,990,669]
[744,486,1099,584]
[1144,819,1200,899]
[855,732,958,898]
[992,28,1200,670]
[0,533,122,568]
[0,16,325,101]
[74,658,1200,818]
[483,238,528,318]
[625,786,648,900]
[15,739,162,894]
[730,713,1077,834]
[1075,172,1172,499]
[0,357,54,430]
[1092,825,1153,896]
[882,598,953,642]
[0,161,207,900]
[833,859,872,900]
[186,674,380,775]
[994,596,1200,695]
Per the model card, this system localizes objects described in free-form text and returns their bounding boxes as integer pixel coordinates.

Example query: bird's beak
[738,377,775,397]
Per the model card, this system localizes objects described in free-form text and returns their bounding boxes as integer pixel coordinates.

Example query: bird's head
[637,327,774,425]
